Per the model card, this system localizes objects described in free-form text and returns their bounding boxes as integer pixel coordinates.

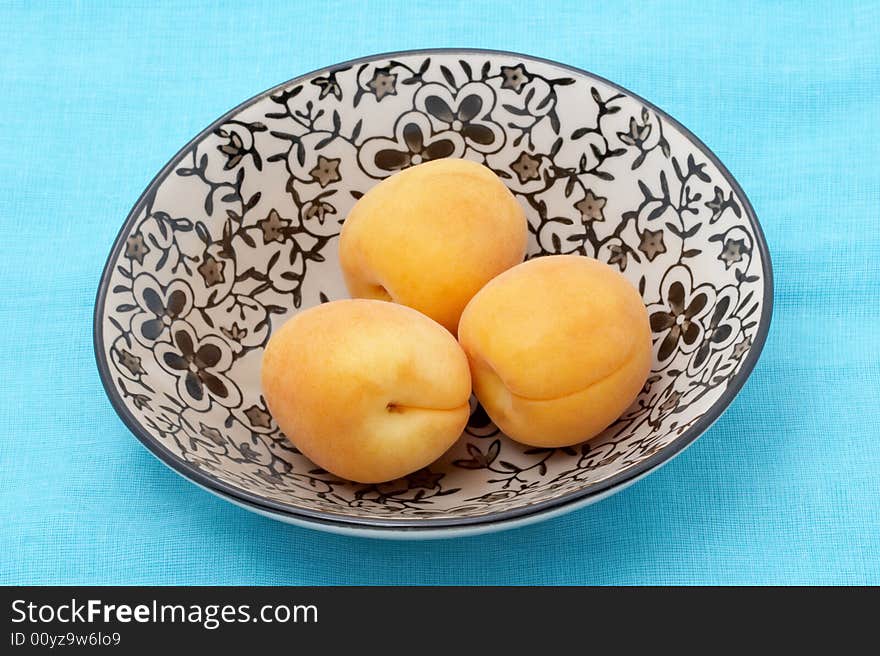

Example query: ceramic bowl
[94,49,772,538]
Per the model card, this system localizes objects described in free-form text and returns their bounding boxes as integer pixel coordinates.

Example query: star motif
[257,209,290,244]
[197,255,225,287]
[309,156,341,187]
[510,151,542,183]
[732,336,752,359]
[367,68,397,101]
[575,190,607,222]
[720,238,747,269]
[124,233,150,265]
[117,348,145,376]
[500,64,530,93]
[244,405,272,429]
[639,228,667,261]
[199,423,226,446]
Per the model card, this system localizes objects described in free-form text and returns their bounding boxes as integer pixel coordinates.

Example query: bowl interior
[97,51,769,528]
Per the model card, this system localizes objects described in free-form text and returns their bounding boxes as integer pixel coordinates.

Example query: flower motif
[125,233,150,265]
[575,190,606,222]
[244,404,272,429]
[131,274,194,344]
[155,322,240,411]
[358,112,464,178]
[608,244,627,271]
[309,156,341,187]
[618,116,651,146]
[311,73,342,100]
[639,228,666,261]
[511,151,542,183]
[719,238,748,269]
[367,67,397,101]
[406,469,443,490]
[415,82,504,152]
[647,266,716,363]
[303,201,336,225]
[732,335,752,359]
[198,255,225,287]
[257,209,289,243]
[220,322,247,342]
[690,286,742,371]
[218,131,245,170]
[500,64,530,92]
[199,423,226,446]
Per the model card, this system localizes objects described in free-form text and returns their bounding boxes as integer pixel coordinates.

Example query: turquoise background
[2,1,878,585]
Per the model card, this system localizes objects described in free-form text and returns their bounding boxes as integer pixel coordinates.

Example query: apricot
[339,159,527,334]
[261,299,471,483]
[458,255,652,447]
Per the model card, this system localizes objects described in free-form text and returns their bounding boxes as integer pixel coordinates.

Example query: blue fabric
[1,0,878,585]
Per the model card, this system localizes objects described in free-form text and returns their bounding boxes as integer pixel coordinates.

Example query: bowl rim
[93,47,774,535]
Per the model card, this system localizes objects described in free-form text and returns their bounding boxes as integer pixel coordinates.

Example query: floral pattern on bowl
[95,50,772,536]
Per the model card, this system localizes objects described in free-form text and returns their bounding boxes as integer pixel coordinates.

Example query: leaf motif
[440,65,456,87]
[487,440,501,464]
[682,222,702,238]
[631,151,647,170]
[502,103,530,116]
[459,59,472,79]
[648,203,667,221]
[548,108,560,134]
[195,221,211,245]
[665,221,684,237]
[536,93,554,110]
[453,459,484,469]
[315,134,334,150]
[240,231,255,248]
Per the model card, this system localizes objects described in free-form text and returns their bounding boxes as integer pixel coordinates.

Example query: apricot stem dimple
[369,284,392,302]
[386,402,403,413]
